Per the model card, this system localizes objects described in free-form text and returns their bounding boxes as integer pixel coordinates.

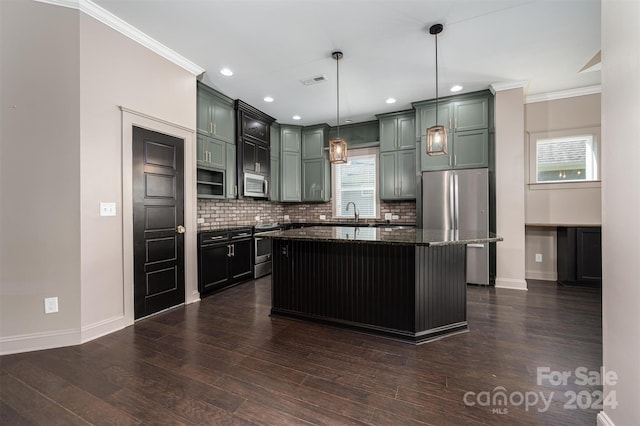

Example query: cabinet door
[242,115,269,145]
[379,151,398,200]
[243,139,257,172]
[417,103,452,141]
[379,116,398,152]
[281,127,301,152]
[197,89,214,136]
[270,125,280,159]
[397,149,416,198]
[198,135,226,169]
[199,242,230,293]
[256,144,270,176]
[453,98,488,132]
[397,115,416,150]
[212,98,235,144]
[226,143,236,198]
[302,128,326,159]
[281,151,301,201]
[576,228,602,284]
[270,157,280,201]
[230,238,253,281]
[453,129,488,169]
[302,158,326,201]
[421,140,452,171]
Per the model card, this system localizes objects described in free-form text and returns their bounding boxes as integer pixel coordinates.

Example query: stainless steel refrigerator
[422,168,489,285]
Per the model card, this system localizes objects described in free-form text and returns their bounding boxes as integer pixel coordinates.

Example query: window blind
[333,148,379,219]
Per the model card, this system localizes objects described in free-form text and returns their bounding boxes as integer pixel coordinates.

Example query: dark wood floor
[1,279,602,425]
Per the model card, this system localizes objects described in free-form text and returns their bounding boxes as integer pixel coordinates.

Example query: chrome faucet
[346,202,359,222]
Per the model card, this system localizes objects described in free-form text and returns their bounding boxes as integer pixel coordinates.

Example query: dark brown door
[133,126,185,319]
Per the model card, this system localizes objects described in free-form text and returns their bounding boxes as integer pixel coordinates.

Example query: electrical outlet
[384,213,392,220]
[284,215,290,221]
[535,253,543,263]
[320,215,326,220]
[197,218,205,224]
[99,202,116,217]
[391,215,399,220]
[44,297,59,314]
[255,215,260,221]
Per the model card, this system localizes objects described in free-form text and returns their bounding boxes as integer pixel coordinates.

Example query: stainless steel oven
[254,223,282,278]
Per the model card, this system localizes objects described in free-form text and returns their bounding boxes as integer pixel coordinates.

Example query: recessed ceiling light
[292,115,301,120]
[385,98,396,104]
[345,119,353,123]
[263,96,274,103]
[220,68,233,77]
[450,85,463,92]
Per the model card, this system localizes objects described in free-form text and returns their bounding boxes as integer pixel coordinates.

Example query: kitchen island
[266,226,502,344]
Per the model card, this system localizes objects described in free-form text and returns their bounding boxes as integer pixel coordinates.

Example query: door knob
[176,225,186,234]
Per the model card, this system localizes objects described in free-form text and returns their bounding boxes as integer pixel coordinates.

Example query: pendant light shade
[329,50,348,164]
[426,23,448,156]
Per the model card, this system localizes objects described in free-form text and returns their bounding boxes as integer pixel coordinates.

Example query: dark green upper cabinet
[281,126,301,152]
[197,82,234,144]
[413,91,492,171]
[302,125,329,159]
[380,150,416,200]
[280,125,302,202]
[377,111,416,152]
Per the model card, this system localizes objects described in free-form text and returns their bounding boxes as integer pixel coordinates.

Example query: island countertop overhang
[263,226,502,247]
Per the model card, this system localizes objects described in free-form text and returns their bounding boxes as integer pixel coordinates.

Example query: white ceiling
[93,0,601,126]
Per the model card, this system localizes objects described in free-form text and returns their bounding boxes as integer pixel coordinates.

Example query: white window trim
[527,126,601,187]
[332,147,380,219]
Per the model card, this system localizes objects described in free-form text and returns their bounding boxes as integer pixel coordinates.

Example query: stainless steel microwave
[243,172,268,198]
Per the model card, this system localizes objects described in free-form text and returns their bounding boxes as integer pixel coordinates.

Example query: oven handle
[232,233,252,239]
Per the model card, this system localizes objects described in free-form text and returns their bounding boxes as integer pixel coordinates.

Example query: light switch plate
[197,218,205,224]
[384,213,392,220]
[100,202,116,217]
[320,215,326,220]
[284,215,290,220]
[391,214,399,220]
[535,253,543,263]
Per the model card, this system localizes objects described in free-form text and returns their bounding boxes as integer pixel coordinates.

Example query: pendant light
[426,23,448,156]
[329,50,348,164]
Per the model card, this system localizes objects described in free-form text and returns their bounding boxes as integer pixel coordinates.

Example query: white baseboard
[597,411,615,426]
[525,270,558,281]
[0,316,128,355]
[81,315,127,343]
[495,278,528,290]
[0,328,80,356]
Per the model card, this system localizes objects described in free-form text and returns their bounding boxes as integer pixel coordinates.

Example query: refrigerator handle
[454,174,460,230]
[449,173,455,229]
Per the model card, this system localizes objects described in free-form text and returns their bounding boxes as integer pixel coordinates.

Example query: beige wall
[79,13,196,332]
[601,0,640,424]
[0,1,82,352]
[0,1,197,354]
[494,87,527,290]
[524,94,601,280]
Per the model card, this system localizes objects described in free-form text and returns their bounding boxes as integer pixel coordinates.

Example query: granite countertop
[264,226,502,247]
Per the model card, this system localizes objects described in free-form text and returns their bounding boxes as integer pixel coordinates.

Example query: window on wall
[529,128,600,184]
[332,147,379,219]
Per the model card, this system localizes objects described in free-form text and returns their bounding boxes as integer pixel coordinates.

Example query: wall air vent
[301,75,328,86]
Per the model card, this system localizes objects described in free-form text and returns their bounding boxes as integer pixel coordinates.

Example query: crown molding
[525,85,601,104]
[489,81,528,94]
[33,0,205,76]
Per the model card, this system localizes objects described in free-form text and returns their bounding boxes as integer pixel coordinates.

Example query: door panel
[398,150,416,198]
[421,170,453,229]
[379,117,397,152]
[397,116,415,150]
[133,126,185,319]
[379,152,397,199]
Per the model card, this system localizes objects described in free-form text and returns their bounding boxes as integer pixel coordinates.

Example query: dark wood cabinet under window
[557,226,602,287]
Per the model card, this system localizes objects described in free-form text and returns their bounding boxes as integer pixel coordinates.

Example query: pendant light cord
[336,54,340,138]
[435,31,439,125]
